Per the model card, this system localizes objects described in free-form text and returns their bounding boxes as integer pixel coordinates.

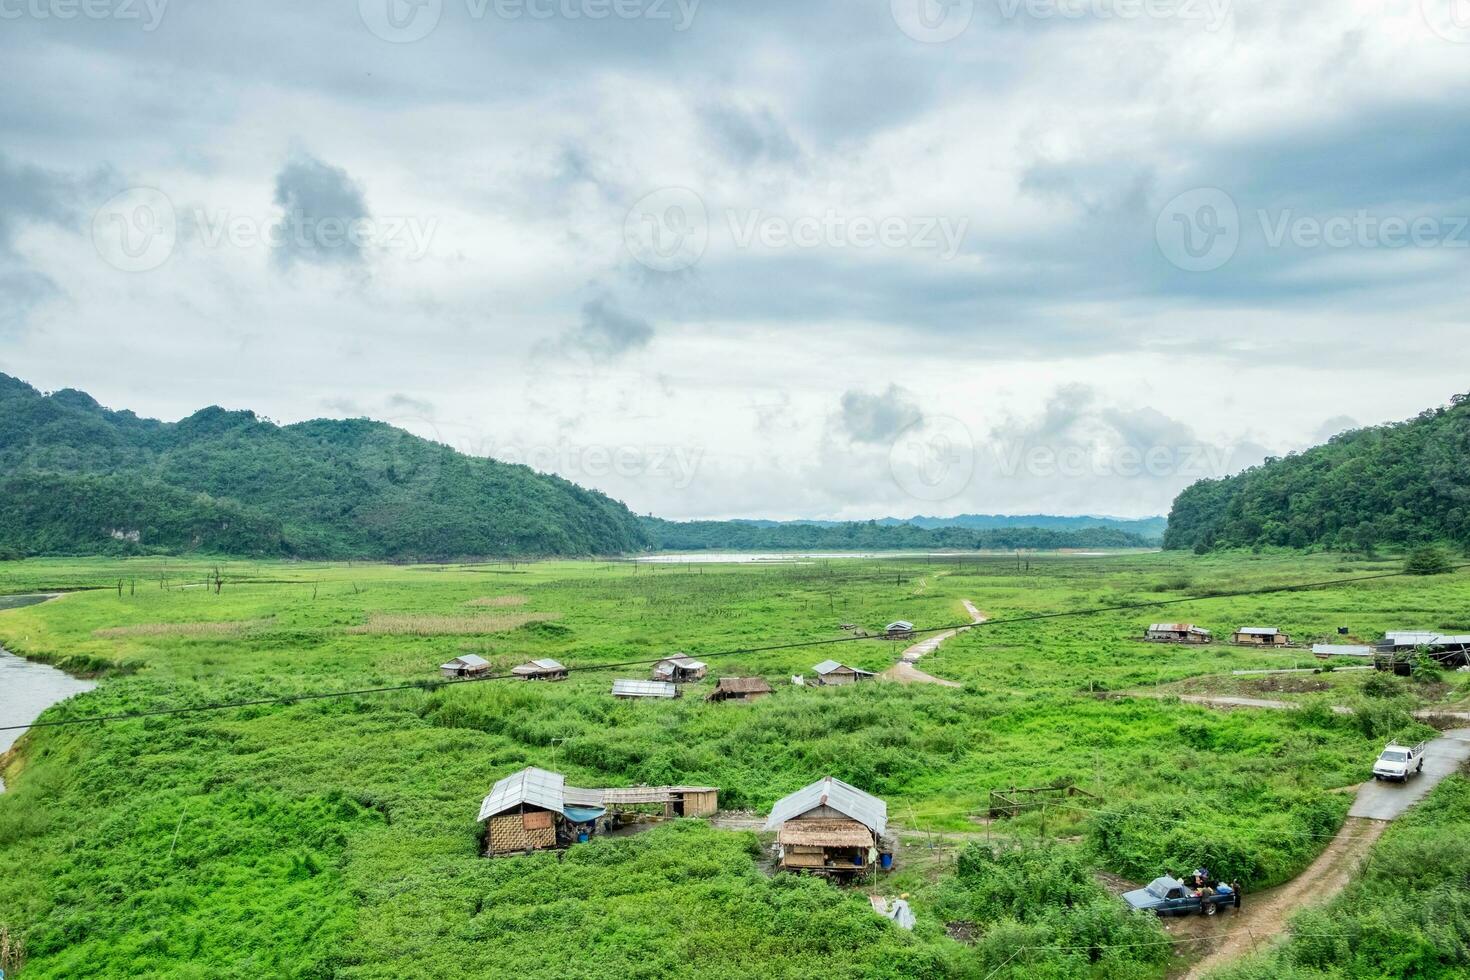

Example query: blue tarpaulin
[562,805,606,824]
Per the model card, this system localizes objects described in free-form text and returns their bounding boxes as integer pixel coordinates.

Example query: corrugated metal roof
[513,658,566,673]
[612,679,679,698]
[886,621,915,631]
[477,766,565,822]
[1236,627,1280,636]
[658,656,707,669]
[1313,644,1374,656]
[813,659,844,674]
[764,776,887,835]
[1386,631,1442,646]
[563,785,605,807]
[443,654,490,669]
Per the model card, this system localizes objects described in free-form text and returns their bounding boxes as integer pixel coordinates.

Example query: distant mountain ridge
[0,374,648,559]
[0,373,1162,560]
[1165,392,1470,552]
[639,517,1153,552]
[730,513,1166,540]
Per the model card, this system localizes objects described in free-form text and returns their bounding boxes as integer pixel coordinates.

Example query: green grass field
[1,551,1467,978]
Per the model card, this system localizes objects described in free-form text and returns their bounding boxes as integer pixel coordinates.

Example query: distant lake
[0,594,95,791]
[635,550,1124,564]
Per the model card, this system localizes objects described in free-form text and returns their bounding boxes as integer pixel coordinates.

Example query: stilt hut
[651,656,709,683]
[440,653,492,678]
[1144,624,1213,644]
[706,677,773,703]
[512,658,568,681]
[1232,627,1289,646]
[885,621,916,640]
[477,767,607,856]
[812,660,875,686]
[765,776,889,876]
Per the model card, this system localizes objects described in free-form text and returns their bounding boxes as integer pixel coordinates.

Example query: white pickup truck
[1372,741,1427,782]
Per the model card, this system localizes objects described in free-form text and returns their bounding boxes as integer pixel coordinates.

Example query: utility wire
[2,562,1462,734]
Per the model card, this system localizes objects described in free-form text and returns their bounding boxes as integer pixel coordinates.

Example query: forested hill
[641,518,1151,552]
[0,375,648,559]
[1165,393,1470,552]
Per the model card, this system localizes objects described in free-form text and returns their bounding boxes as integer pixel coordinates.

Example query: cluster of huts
[1144,624,1293,646]
[476,768,892,877]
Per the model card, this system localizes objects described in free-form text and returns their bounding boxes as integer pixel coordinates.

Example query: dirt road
[1164,725,1470,977]
[1178,817,1386,978]
[881,601,984,688]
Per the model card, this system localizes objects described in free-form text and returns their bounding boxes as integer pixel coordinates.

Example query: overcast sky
[2,0,1468,520]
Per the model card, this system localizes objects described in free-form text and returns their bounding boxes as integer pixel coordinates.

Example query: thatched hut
[706,677,773,703]
[765,776,889,876]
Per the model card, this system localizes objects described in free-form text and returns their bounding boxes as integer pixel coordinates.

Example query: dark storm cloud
[567,296,654,356]
[271,153,370,270]
[839,385,922,444]
[0,155,97,331]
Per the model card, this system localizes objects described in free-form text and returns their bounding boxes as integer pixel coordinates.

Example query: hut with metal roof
[477,767,608,856]
[440,653,492,678]
[1232,626,1289,646]
[885,620,916,640]
[706,677,774,703]
[765,776,889,876]
[812,660,875,686]
[612,679,681,699]
[512,658,568,681]
[651,655,708,683]
[1144,623,1213,644]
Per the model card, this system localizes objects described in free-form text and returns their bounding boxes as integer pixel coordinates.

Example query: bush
[1405,545,1454,576]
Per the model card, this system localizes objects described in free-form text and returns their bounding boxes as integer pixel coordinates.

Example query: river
[0,594,96,791]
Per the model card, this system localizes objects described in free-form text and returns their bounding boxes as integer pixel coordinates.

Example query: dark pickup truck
[1123,876,1239,916]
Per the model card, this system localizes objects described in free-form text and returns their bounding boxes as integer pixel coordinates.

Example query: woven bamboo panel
[487,814,555,853]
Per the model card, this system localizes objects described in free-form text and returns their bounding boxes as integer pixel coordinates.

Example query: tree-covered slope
[0,375,648,559]
[1165,393,1470,552]
[641,517,1151,551]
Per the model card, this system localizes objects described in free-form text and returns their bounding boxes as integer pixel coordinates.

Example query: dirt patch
[464,595,529,607]
[347,612,557,636]
[1246,675,1331,694]
[93,619,273,638]
[1178,817,1386,979]
[945,920,978,944]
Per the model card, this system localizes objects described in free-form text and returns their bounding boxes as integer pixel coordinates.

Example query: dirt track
[880,601,983,687]
[1176,817,1385,978]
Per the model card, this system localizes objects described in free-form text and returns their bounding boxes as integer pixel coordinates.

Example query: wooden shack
[477,767,607,856]
[706,677,773,703]
[765,776,889,876]
[1232,627,1289,646]
[812,660,876,686]
[612,679,680,699]
[651,656,709,683]
[440,653,492,678]
[885,620,915,640]
[512,658,568,681]
[1144,623,1213,644]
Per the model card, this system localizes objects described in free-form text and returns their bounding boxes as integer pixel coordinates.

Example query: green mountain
[1164,393,1470,552]
[0,375,648,559]
[640,517,1151,552]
